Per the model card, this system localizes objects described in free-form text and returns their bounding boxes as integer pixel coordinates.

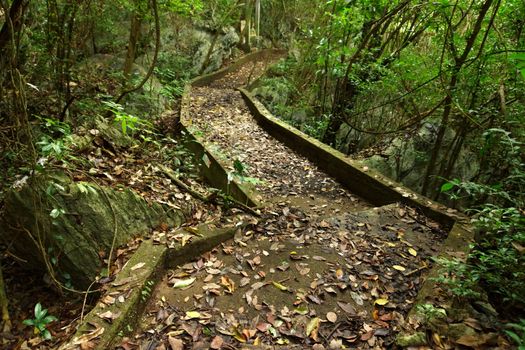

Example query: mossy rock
[396,332,428,347]
[0,171,183,289]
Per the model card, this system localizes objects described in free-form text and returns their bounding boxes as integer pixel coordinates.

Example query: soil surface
[124,56,448,349]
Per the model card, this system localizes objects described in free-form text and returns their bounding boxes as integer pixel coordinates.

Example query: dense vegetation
[255,0,525,316]
[0,0,524,347]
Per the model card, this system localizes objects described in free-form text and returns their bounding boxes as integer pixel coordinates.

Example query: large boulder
[0,172,183,289]
[191,26,240,74]
[360,123,480,193]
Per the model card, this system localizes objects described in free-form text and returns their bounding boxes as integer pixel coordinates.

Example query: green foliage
[35,117,73,162]
[23,303,58,340]
[228,159,262,186]
[505,319,525,350]
[160,0,204,17]
[156,53,192,99]
[103,101,157,138]
[432,257,482,300]
[36,136,70,160]
[438,129,525,312]
[141,280,155,302]
[511,53,525,80]
[416,303,447,323]
[37,117,71,138]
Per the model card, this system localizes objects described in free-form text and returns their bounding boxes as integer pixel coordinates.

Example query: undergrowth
[438,128,525,316]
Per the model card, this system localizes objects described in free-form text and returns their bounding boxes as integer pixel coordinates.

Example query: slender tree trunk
[0,0,28,72]
[242,0,253,52]
[254,0,260,46]
[199,32,219,75]
[115,0,160,104]
[0,264,9,332]
[421,0,495,195]
[123,12,142,79]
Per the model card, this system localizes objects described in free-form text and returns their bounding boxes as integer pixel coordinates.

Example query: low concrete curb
[237,87,476,348]
[60,224,237,350]
[238,87,466,229]
[178,49,284,208]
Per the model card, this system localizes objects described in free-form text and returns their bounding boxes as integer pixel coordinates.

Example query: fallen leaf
[319,221,330,228]
[296,263,310,275]
[335,269,344,280]
[251,281,265,290]
[210,335,224,349]
[306,317,321,340]
[168,336,184,350]
[337,301,356,315]
[130,262,145,271]
[272,281,288,291]
[256,322,271,332]
[374,298,389,306]
[97,310,121,322]
[512,242,525,254]
[326,312,337,323]
[172,277,196,289]
[455,335,484,347]
[408,248,417,256]
[184,311,202,319]
[220,276,236,293]
[393,265,406,271]
[361,330,374,341]
[294,305,309,315]
[71,327,105,345]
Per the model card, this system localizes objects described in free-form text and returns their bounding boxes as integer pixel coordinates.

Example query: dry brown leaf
[168,336,184,350]
[220,276,235,293]
[97,310,121,322]
[337,301,356,315]
[70,326,105,346]
[210,335,224,349]
[326,312,337,323]
[130,262,145,271]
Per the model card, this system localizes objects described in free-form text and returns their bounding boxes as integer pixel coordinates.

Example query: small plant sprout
[23,303,58,340]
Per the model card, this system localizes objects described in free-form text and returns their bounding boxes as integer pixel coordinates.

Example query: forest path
[130,55,447,349]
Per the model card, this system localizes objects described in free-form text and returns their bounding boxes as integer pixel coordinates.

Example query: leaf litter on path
[125,55,448,349]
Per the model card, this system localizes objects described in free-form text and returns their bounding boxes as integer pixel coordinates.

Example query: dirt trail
[128,56,447,349]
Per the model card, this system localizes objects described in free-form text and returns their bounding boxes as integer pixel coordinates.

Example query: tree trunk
[0,0,29,71]
[242,0,253,52]
[199,32,219,75]
[254,0,260,46]
[421,0,495,196]
[0,264,9,332]
[115,0,160,104]
[123,12,142,79]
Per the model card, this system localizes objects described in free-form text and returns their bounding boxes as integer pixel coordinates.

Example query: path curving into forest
[132,55,447,349]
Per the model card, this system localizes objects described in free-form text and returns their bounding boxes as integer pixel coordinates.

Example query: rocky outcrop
[353,123,480,194]
[191,26,240,74]
[0,172,183,289]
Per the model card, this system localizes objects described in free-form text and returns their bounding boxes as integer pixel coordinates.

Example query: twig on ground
[159,164,260,217]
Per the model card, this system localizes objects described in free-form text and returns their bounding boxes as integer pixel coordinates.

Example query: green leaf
[43,329,52,340]
[504,330,522,345]
[23,319,35,326]
[34,303,43,318]
[440,182,455,192]
[43,315,58,324]
[50,208,62,218]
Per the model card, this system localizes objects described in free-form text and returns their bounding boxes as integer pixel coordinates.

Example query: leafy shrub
[439,129,525,314]
[23,303,58,340]
[505,319,525,350]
